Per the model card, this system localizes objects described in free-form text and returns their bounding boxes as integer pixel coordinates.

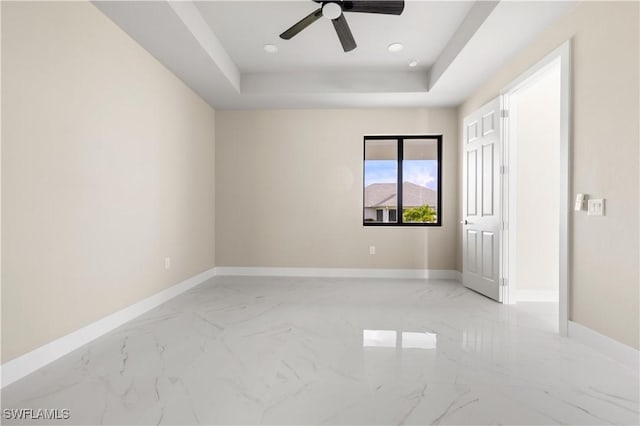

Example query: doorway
[501,41,571,335]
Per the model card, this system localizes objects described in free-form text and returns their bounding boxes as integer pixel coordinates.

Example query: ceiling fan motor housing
[322,3,343,20]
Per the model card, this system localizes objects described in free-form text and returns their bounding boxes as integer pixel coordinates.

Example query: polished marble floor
[2,276,639,425]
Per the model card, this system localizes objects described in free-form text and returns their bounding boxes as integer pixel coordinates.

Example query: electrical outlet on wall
[369,246,376,255]
[165,257,171,269]
[587,199,605,216]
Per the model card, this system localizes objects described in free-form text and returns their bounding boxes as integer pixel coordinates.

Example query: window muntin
[363,135,442,226]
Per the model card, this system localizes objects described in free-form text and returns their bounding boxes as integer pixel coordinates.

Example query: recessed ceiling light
[387,42,404,53]
[263,44,278,53]
[322,2,342,20]
[409,59,419,67]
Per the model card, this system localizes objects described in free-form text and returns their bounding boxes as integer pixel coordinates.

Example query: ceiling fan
[279,1,405,52]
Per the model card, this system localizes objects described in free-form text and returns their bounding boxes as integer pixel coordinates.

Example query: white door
[462,98,502,301]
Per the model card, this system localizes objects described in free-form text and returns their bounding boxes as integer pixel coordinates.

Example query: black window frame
[363,135,443,227]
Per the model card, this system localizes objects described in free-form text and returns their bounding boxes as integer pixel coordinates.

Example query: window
[363,135,442,226]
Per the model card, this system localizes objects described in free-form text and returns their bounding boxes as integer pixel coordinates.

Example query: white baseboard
[0,267,216,389]
[215,266,462,281]
[568,320,639,373]
[515,289,559,302]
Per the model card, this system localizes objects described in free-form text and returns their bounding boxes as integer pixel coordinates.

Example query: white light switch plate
[587,199,605,216]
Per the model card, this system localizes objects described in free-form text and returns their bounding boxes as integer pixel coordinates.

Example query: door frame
[499,40,572,336]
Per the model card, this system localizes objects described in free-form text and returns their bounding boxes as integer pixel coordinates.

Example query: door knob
[460,219,469,225]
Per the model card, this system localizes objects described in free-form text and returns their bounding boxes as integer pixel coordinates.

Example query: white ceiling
[195,1,474,72]
[94,0,576,109]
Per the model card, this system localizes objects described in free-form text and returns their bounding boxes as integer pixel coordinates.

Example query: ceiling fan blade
[332,13,357,52]
[280,7,323,40]
[343,0,405,15]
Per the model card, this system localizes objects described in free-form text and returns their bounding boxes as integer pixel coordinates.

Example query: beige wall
[459,1,639,348]
[1,1,216,362]
[215,109,458,270]
[514,61,561,293]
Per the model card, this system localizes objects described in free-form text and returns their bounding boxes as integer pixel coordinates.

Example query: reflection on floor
[363,330,438,349]
[2,276,638,425]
